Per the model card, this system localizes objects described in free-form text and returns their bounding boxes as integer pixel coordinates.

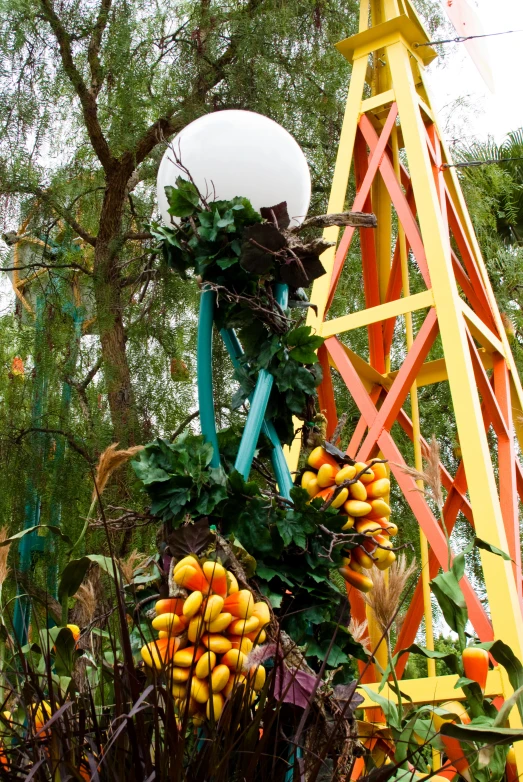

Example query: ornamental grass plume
[92,442,144,501]
[397,434,444,512]
[0,528,10,587]
[73,443,145,556]
[396,434,451,567]
[363,554,417,636]
[74,577,98,627]
[363,554,417,715]
[348,618,371,653]
[119,549,149,585]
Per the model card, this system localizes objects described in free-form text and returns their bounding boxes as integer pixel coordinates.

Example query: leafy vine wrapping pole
[122,153,421,774]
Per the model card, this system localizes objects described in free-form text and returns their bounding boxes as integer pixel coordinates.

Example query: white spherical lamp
[157,110,311,228]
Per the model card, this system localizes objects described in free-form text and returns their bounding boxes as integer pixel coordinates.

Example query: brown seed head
[119,549,150,585]
[92,442,143,502]
[0,527,10,585]
[396,434,444,511]
[363,554,417,634]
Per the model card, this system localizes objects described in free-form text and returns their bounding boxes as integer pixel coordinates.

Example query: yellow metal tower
[287,0,523,757]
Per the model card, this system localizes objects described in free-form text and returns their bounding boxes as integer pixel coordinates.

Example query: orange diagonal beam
[326,335,494,643]
[357,309,439,461]
[326,104,399,312]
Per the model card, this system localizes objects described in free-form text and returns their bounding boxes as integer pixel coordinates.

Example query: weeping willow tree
[0,0,366,445]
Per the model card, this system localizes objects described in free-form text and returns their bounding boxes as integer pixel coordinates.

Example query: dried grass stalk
[119,549,149,585]
[92,443,143,502]
[348,618,371,653]
[363,554,417,634]
[397,434,444,511]
[74,577,98,626]
[0,528,11,585]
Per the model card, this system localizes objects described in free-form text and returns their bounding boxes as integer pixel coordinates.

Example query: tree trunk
[93,166,141,446]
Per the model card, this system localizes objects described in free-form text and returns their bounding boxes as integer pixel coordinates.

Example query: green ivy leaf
[276,510,316,549]
[286,325,324,365]
[288,345,319,365]
[228,497,275,556]
[293,365,319,394]
[259,584,283,608]
[216,256,238,269]
[228,470,260,497]
[305,638,349,666]
[255,563,278,581]
[165,178,200,217]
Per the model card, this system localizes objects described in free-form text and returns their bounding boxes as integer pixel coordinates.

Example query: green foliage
[154,185,325,443]
[458,130,523,377]
[132,435,367,675]
[133,433,228,523]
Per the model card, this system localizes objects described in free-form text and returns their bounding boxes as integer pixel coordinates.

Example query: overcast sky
[426,0,523,144]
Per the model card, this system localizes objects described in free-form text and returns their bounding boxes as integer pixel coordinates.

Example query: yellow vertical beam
[307,54,368,330]
[419,70,523,417]
[284,53,369,474]
[387,37,523,766]
[391,125,436,679]
[359,0,370,29]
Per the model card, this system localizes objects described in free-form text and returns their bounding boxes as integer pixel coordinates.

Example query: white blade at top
[444,0,495,92]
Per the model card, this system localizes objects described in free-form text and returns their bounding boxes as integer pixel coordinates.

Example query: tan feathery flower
[396,434,444,511]
[92,442,143,502]
[363,554,417,634]
[74,578,98,626]
[119,549,150,585]
[348,618,371,653]
[0,527,10,585]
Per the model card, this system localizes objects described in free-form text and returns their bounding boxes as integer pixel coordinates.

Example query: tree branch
[38,0,114,173]
[1,260,92,276]
[130,0,268,167]
[64,359,101,434]
[74,357,103,392]
[13,427,93,464]
[124,231,153,242]
[170,410,200,441]
[8,183,97,246]
[87,0,112,97]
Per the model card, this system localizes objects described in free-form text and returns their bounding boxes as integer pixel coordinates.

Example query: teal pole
[13,295,48,644]
[220,327,293,499]
[197,288,221,468]
[46,308,84,599]
[233,284,289,482]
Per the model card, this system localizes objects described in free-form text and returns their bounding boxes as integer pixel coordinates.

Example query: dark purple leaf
[324,441,355,465]
[165,518,212,558]
[240,223,287,276]
[260,202,291,229]
[333,681,364,716]
[274,662,318,708]
[279,254,326,288]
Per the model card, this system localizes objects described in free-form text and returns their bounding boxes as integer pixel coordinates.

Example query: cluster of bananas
[301,446,398,593]
[141,556,270,725]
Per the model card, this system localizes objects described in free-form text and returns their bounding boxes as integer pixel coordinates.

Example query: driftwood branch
[296,211,377,231]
